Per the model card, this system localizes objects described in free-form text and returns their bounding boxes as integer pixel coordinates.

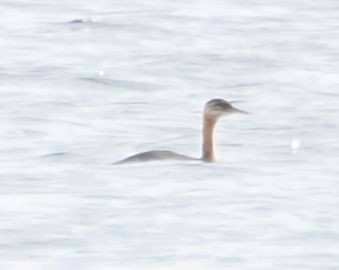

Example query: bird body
[114,98,247,164]
[114,150,198,164]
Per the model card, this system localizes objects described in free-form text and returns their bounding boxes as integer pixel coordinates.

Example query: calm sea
[1,0,339,269]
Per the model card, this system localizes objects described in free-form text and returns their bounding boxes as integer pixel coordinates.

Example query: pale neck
[201,115,217,162]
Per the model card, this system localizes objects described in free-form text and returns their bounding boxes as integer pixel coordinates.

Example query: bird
[114,98,248,164]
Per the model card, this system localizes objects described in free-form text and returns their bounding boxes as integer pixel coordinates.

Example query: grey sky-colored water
[1,0,339,269]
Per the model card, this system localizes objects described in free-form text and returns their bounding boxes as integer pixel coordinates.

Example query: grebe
[114,98,247,164]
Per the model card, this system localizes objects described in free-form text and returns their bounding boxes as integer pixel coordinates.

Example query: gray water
[1,0,339,269]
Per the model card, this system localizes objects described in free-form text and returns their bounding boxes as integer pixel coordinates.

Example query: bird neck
[202,115,217,162]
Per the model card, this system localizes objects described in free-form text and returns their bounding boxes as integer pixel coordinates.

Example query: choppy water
[1,0,339,269]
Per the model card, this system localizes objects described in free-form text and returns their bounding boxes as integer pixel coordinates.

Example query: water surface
[1,0,339,269]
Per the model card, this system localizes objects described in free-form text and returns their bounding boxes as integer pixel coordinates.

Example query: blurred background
[1,0,339,269]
